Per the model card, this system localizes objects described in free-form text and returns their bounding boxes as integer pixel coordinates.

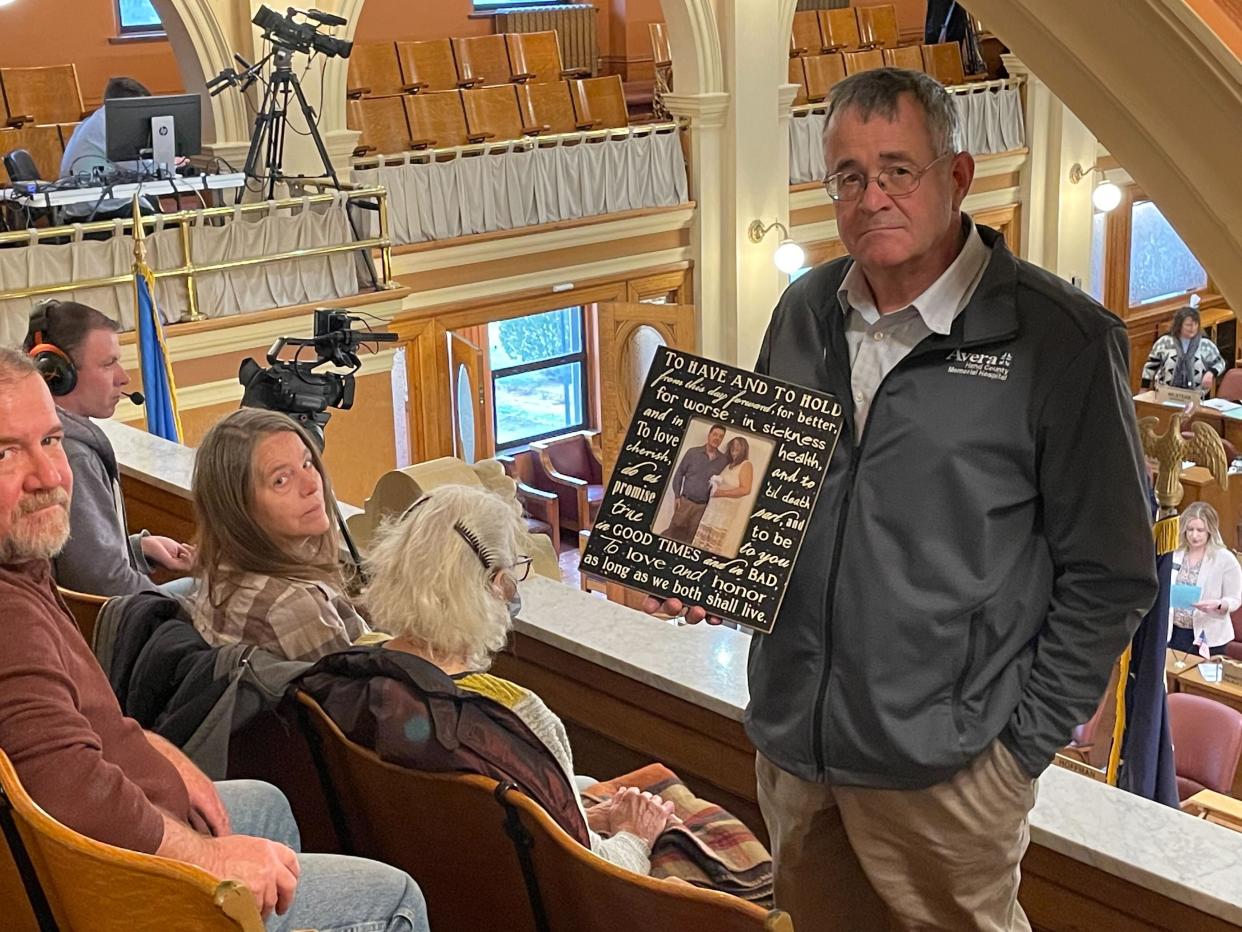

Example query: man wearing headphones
[22,300,194,596]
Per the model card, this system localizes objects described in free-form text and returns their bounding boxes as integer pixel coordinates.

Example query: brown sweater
[0,560,190,853]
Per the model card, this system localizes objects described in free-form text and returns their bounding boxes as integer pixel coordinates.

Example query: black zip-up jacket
[746,223,1159,788]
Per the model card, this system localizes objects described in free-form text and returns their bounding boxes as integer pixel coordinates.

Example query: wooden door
[596,302,696,479]
[448,332,486,464]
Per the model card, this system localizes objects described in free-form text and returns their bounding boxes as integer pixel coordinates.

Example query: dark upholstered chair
[1168,692,1242,802]
[1227,607,1242,662]
[530,431,604,534]
[1217,368,1242,403]
[497,452,561,553]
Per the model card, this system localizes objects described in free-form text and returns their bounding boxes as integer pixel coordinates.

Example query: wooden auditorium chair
[519,81,594,135]
[347,95,413,157]
[295,694,792,932]
[497,451,562,553]
[462,84,546,143]
[404,91,473,149]
[855,4,900,50]
[819,8,863,53]
[802,54,848,104]
[843,49,886,75]
[396,38,469,94]
[650,22,672,70]
[0,65,87,125]
[530,431,604,533]
[57,587,108,647]
[0,124,66,182]
[790,10,825,57]
[452,34,515,88]
[788,59,809,107]
[883,45,926,72]
[1168,693,1242,803]
[0,751,266,932]
[571,75,629,130]
[506,31,590,84]
[346,42,404,98]
[922,42,967,85]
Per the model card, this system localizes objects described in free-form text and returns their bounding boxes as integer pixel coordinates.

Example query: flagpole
[130,195,185,442]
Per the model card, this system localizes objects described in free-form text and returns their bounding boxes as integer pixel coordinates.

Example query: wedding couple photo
[653,418,774,559]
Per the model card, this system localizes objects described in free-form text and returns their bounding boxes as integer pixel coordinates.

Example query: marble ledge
[516,575,752,721]
[517,576,1242,925]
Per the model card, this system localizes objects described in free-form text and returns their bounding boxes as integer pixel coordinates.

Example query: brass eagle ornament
[1137,414,1229,517]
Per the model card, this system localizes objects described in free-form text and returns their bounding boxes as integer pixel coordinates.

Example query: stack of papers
[1202,398,1242,413]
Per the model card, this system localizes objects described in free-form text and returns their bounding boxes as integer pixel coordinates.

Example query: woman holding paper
[1168,502,1242,655]
[694,436,754,555]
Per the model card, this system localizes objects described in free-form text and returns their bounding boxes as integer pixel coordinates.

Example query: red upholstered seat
[1217,368,1242,403]
[1168,692,1242,801]
[530,432,604,534]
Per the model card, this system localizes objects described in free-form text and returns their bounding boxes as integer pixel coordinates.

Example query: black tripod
[242,47,342,201]
[214,43,378,287]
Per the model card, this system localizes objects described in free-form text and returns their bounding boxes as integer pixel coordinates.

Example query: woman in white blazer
[1169,502,1242,654]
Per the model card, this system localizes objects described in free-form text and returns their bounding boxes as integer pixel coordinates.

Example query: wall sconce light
[749,220,806,275]
[1070,162,1122,213]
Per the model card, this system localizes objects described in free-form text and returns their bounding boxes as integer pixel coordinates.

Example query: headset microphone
[123,391,145,406]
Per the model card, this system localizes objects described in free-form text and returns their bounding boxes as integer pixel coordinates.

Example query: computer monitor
[104,93,202,175]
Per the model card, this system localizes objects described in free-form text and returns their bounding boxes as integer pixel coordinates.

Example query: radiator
[494,4,598,76]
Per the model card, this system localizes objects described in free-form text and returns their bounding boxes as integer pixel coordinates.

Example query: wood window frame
[1100,183,1220,326]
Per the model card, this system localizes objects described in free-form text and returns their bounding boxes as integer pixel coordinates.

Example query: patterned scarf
[1172,334,1202,388]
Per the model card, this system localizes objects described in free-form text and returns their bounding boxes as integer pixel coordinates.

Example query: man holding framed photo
[653,68,1157,931]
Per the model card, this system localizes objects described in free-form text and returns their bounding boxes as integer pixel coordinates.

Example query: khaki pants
[756,741,1037,932]
[662,498,707,544]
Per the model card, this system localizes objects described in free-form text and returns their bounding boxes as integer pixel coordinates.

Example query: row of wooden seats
[0,121,80,183]
[789,42,967,105]
[1,64,89,127]
[791,4,900,57]
[0,623,790,932]
[349,76,628,157]
[349,31,587,100]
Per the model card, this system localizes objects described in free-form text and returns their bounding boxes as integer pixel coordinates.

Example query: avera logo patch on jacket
[945,348,1012,382]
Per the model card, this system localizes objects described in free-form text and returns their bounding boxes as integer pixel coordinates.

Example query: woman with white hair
[321,484,772,899]
[364,484,674,875]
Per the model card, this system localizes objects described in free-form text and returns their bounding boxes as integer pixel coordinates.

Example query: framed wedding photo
[581,347,844,634]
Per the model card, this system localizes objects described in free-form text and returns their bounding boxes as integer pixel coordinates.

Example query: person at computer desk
[59,77,155,223]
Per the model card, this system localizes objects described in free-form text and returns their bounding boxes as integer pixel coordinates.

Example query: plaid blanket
[583,763,773,907]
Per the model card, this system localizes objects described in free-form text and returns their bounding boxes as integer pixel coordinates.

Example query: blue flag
[1117,516,1180,807]
[133,259,183,442]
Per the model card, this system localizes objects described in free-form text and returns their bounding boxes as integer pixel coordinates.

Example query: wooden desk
[1183,789,1242,833]
[1166,649,1206,691]
[1180,466,1242,549]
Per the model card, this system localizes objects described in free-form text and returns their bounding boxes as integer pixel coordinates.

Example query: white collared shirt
[837,218,991,435]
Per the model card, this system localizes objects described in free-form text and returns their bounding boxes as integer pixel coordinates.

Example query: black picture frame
[581,347,844,634]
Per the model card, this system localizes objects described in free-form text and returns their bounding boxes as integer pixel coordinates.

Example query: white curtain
[0,195,362,344]
[788,87,1027,184]
[356,127,690,246]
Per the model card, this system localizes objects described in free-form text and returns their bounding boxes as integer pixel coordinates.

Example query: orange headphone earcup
[27,341,76,397]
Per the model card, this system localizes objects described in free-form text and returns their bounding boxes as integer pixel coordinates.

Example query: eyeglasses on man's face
[823,152,953,202]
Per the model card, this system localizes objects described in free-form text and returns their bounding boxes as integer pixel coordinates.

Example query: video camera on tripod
[253,5,353,59]
[239,309,397,440]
